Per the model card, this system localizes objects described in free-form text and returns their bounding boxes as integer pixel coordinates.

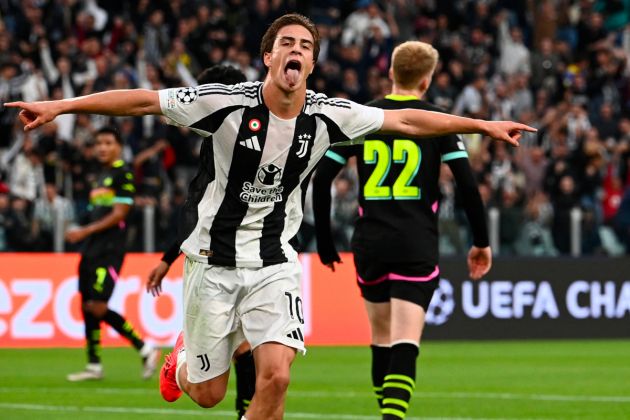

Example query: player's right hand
[4,100,60,131]
[147,261,170,297]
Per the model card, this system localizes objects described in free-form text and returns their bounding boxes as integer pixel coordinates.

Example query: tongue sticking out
[286,68,300,85]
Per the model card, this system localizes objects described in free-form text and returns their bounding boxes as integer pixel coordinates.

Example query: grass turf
[0,340,629,419]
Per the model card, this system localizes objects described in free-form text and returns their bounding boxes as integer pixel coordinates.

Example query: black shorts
[78,254,124,302]
[353,253,439,311]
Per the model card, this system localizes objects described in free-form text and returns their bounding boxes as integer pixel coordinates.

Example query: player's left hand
[467,246,492,280]
[65,227,89,243]
[483,121,537,147]
[319,251,342,272]
[325,261,342,272]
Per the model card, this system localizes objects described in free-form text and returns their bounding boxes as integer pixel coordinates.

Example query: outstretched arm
[5,89,161,131]
[380,109,536,146]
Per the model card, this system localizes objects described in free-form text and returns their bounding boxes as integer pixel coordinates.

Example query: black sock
[370,345,392,408]
[83,309,101,364]
[233,350,256,418]
[382,342,419,419]
[102,309,144,350]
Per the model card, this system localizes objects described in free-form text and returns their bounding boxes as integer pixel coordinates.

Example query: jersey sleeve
[158,83,250,137]
[316,98,384,145]
[112,167,135,206]
[448,158,489,248]
[440,134,469,162]
[312,151,346,265]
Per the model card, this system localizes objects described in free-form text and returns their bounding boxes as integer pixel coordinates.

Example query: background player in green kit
[313,41,492,419]
[66,127,160,381]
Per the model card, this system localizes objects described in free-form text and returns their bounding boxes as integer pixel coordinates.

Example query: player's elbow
[130,90,161,116]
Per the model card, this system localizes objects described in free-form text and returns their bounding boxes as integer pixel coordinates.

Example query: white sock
[175,349,186,390]
[241,417,248,420]
[139,343,153,358]
[86,363,102,372]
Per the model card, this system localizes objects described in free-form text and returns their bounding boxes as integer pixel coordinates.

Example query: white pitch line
[1,387,629,404]
[0,402,549,420]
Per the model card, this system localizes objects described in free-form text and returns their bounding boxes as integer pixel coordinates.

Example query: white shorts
[182,257,306,383]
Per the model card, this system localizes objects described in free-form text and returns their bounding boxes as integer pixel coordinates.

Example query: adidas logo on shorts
[286,328,304,342]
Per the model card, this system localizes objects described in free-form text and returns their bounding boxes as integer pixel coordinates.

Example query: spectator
[341,0,390,48]
[516,191,558,256]
[0,186,9,251]
[32,183,76,250]
[5,196,38,251]
[453,76,488,118]
[497,10,531,77]
[552,175,580,254]
[9,139,45,203]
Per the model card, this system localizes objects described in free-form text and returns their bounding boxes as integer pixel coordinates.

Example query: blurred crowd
[0,0,629,256]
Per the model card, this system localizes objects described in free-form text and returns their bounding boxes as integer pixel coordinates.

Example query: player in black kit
[66,127,160,381]
[313,41,492,419]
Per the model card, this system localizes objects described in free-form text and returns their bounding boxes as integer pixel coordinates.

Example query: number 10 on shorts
[284,291,304,324]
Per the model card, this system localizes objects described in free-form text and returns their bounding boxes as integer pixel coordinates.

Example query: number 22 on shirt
[363,139,421,200]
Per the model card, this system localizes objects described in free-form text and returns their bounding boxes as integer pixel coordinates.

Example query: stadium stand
[0,0,628,256]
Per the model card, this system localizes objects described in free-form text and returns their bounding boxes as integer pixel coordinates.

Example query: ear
[419,77,430,92]
[388,67,393,81]
[263,51,272,68]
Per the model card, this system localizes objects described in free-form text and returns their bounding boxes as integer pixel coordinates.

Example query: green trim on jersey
[325,149,347,165]
[441,150,468,162]
[385,94,419,101]
[113,197,134,205]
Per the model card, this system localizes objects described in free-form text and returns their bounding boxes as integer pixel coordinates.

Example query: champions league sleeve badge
[176,87,198,105]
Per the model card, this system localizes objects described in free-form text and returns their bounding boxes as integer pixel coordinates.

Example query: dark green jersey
[83,159,135,257]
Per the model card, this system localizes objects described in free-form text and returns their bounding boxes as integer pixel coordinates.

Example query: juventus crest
[296,134,312,158]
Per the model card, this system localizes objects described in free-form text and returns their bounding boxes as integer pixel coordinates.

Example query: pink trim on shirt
[432,201,439,213]
[108,266,120,282]
[357,266,440,285]
[358,206,364,217]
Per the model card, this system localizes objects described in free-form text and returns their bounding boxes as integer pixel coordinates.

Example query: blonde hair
[391,41,439,89]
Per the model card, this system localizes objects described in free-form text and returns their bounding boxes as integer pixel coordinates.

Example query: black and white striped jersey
[159,81,384,267]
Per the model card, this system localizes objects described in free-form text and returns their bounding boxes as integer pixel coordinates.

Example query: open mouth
[284,60,302,86]
[285,60,302,72]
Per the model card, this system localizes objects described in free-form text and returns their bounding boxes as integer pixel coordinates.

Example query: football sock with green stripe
[103,309,145,350]
[371,344,392,408]
[234,350,256,418]
[381,342,419,419]
[83,309,101,364]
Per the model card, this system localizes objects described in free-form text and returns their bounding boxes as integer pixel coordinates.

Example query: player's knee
[258,369,291,394]
[188,384,226,408]
[82,301,107,319]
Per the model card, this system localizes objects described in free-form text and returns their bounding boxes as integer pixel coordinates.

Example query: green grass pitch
[1,340,629,419]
